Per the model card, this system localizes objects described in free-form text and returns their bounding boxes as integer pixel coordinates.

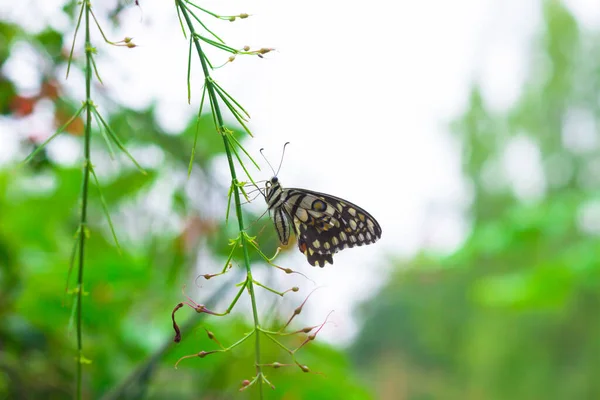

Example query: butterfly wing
[283,188,382,267]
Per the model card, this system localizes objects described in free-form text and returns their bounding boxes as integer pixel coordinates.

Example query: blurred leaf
[101,170,157,204]
[0,22,20,67]
[35,29,64,60]
[0,77,17,115]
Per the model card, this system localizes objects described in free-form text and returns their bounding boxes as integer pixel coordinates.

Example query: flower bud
[299,364,310,373]
[258,48,274,54]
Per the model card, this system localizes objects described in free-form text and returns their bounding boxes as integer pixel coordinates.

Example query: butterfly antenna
[275,142,290,176]
[260,148,276,176]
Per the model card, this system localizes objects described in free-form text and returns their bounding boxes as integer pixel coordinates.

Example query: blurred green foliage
[353,2,600,399]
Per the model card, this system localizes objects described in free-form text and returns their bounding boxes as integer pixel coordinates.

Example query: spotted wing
[282,188,382,267]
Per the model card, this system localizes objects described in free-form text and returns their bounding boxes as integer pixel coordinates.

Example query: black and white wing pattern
[265,176,382,267]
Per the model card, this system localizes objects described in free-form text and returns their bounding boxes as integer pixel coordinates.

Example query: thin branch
[176,2,263,397]
[76,2,94,398]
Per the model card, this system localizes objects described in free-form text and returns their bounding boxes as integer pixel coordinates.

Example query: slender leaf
[89,165,122,253]
[22,104,85,165]
[66,1,85,78]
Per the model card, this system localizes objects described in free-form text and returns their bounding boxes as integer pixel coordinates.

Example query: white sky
[2,0,598,345]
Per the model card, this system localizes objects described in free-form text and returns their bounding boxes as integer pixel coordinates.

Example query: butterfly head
[264,176,282,205]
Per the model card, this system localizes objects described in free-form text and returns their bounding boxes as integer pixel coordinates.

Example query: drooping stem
[76,1,94,398]
[176,2,263,397]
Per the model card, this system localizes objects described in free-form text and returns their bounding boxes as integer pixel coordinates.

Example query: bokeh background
[2,0,600,399]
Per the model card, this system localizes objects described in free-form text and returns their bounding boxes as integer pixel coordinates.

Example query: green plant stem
[76,1,93,398]
[176,2,263,397]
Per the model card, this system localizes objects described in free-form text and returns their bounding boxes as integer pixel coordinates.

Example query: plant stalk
[177,2,263,397]
[76,1,93,398]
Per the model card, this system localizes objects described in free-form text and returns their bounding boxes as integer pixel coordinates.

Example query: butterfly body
[265,176,382,267]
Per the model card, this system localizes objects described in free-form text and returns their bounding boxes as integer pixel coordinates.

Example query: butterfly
[264,176,382,267]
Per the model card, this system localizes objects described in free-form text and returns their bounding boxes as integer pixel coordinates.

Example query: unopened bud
[272,362,282,369]
[126,42,136,49]
[199,351,209,358]
[229,16,236,22]
[243,45,250,51]
[258,47,274,54]
[124,37,133,43]
[194,304,208,313]
[228,55,236,63]
[239,13,249,19]
[292,287,299,292]
[299,364,310,373]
